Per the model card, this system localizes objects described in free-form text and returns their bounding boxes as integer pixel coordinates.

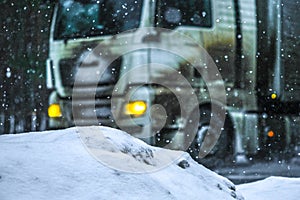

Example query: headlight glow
[48,104,62,118]
[125,101,147,116]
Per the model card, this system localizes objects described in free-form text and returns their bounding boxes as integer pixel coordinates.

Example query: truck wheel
[187,107,233,168]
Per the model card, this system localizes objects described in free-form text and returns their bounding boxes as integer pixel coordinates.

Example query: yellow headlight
[48,104,62,118]
[125,101,147,116]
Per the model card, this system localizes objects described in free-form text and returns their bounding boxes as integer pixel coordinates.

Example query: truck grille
[71,57,122,127]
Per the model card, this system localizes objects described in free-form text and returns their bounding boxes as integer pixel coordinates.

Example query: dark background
[0,0,54,134]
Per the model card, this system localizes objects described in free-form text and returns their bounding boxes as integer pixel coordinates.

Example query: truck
[46,0,300,167]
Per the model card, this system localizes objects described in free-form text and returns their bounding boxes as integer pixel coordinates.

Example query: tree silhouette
[0,0,54,133]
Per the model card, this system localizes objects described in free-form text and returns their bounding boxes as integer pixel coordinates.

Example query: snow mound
[78,126,185,172]
[237,176,300,200]
[0,126,243,200]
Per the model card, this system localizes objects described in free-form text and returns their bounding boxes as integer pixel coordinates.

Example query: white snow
[237,176,300,200]
[0,126,299,200]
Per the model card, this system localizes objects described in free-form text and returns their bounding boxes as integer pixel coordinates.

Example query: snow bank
[237,176,300,200]
[0,126,242,200]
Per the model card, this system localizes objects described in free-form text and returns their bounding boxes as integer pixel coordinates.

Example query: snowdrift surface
[0,126,243,200]
[237,176,300,200]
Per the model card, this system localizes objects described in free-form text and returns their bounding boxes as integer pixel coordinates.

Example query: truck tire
[186,106,233,168]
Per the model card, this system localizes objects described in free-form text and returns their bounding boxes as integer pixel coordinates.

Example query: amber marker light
[48,104,62,118]
[271,93,277,100]
[267,130,275,138]
[125,101,147,116]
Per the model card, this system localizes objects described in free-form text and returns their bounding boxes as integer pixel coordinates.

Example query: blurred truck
[46,0,300,166]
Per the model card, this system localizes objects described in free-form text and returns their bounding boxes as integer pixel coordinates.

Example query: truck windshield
[155,0,212,29]
[54,0,143,40]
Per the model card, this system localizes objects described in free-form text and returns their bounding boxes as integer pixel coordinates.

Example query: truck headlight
[48,104,62,118]
[125,101,147,117]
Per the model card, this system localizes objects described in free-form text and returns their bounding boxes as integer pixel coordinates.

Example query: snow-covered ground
[237,176,300,200]
[0,126,299,200]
